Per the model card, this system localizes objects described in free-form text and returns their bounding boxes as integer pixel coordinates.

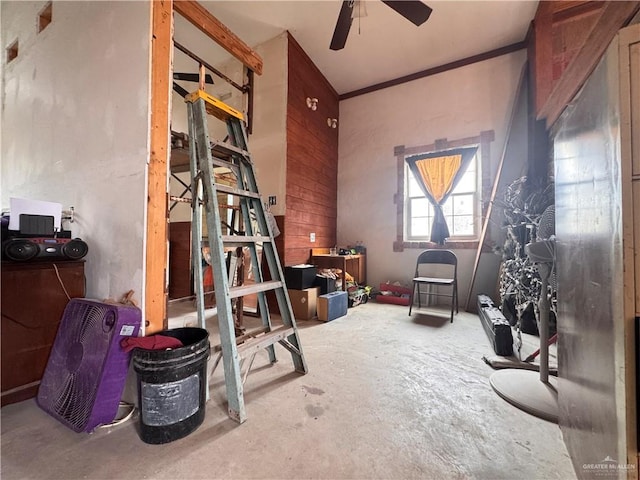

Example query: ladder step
[236,326,295,356]
[221,235,272,245]
[229,280,283,299]
[212,141,251,159]
[211,156,240,174]
[215,184,261,199]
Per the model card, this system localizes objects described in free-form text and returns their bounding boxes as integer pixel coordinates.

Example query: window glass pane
[407,171,421,197]
[453,194,474,215]
[444,215,453,230]
[455,170,476,193]
[411,218,430,237]
[412,197,431,215]
[453,215,474,235]
[442,198,453,216]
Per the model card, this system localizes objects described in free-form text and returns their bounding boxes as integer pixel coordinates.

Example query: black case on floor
[478,294,513,356]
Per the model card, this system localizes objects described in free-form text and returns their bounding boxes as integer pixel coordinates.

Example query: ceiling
[193,1,538,95]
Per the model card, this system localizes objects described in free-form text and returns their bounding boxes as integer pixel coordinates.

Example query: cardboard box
[285,265,317,290]
[288,287,319,320]
[318,291,348,322]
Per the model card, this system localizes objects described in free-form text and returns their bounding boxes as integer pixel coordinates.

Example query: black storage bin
[314,275,336,295]
[285,265,317,290]
[133,328,210,444]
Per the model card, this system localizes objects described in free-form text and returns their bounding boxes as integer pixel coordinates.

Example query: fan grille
[537,205,555,241]
[36,299,141,432]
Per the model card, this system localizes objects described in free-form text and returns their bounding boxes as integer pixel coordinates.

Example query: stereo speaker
[2,238,88,262]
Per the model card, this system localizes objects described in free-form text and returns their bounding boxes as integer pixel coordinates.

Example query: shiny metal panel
[553,38,629,477]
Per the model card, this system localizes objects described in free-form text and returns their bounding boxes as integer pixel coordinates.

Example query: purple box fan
[37,298,141,432]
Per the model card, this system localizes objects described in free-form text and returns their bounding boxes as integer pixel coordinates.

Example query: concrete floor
[1,301,575,480]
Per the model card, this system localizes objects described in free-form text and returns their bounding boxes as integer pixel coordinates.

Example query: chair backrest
[415,249,457,278]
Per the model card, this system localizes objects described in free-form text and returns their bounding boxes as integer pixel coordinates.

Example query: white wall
[250,32,288,216]
[337,51,526,301]
[1,1,151,306]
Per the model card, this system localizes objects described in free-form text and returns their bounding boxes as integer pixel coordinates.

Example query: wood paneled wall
[531,1,640,127]
[285,33,339,265]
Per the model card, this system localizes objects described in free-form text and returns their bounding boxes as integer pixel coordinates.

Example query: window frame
[393,131,495,252]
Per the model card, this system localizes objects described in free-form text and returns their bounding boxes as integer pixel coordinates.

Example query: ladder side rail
[238,155,295,311]
[235,144,307,374]
[232,155,276,364]
[225,117,274,328]
[187,104,207,331]
[192,99,247,423]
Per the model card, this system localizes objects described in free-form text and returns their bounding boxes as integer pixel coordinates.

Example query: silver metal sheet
[553,37,629,476]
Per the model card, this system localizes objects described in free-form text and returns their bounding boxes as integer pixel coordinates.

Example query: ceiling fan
[330,0,433,51]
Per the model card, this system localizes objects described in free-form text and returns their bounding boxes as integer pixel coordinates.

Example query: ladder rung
[211,326,270,353]
[237,326,295,356]
[215,184,261,199]
[229,280,283,299]
[211,156,240,173]
[221,235,272,245]
[212,142,250,159]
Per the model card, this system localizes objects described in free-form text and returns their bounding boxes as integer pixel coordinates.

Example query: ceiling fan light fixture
[351,0,368,19]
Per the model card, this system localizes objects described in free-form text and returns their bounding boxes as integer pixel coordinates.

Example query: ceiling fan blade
[173,72,214,84]
[381,0,432,26]
[330,0,355,51]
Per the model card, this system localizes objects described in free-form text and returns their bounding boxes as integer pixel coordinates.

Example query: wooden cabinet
[310,253,366,291]
[1,261,85,406]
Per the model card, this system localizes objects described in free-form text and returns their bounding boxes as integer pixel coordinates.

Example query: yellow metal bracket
[185,90,244,122]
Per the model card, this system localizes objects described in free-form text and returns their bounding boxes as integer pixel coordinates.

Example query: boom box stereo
[2,237,88,262]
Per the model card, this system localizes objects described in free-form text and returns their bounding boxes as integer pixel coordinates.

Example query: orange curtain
[414,154,462,202]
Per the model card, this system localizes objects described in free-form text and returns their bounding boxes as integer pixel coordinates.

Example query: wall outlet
[310,232,316,242]
[268,195,276,206]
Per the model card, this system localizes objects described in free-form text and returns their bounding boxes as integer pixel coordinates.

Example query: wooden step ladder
[185,89,308,424]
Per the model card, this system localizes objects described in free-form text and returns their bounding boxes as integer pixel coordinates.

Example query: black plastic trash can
[132,328,210,444]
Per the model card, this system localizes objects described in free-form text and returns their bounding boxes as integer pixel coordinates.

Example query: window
[405,153,478,240]
[393,130,494,252]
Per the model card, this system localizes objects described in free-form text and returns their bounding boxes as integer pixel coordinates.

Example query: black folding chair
[409,249,458,322]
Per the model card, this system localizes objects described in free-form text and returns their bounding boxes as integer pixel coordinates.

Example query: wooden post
[145,0,172,333]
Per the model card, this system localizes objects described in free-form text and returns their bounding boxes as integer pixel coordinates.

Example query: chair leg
[409,282,414,316]
[450,287,454,323]
[455,283,459,313]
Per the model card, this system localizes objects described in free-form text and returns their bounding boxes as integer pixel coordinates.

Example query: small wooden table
[310,253,366,291]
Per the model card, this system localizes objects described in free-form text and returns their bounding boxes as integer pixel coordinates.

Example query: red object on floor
[120,335,184,352]
[376,283,412,306]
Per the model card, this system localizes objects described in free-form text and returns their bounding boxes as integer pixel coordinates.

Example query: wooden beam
[538,1,640,127]
[340,41,526,100]
[174,0,263,75]
[533,1,554,116]
[465,65,527,311]
[552,1,604,23]
[146,0,172,334]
